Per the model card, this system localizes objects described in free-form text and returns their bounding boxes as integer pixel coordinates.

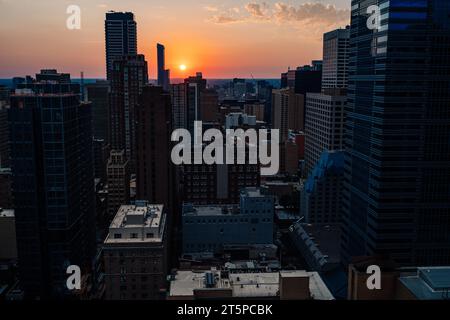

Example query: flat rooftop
[105,203,165,244]
[169,269,334,300]
[0,209,14,218]
[183,204,239,217]
[400,267,450,300]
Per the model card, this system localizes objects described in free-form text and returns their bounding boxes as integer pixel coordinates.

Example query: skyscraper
[107,150,130,218]
[272,87,305,142]
[9,72,96,298]
[185,72,207,134]
[136,86,173,210]
[85,80,110,143]
[157,43,170,91]
[109,54,148,169]
[105,11,137,80]
[170,83,187,129]
[342,0,450,266]
[322,27,350,89]
[304,27,349,176]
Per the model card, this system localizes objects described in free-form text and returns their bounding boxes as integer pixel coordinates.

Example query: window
[114,233,122,239]
[131,233,138,239]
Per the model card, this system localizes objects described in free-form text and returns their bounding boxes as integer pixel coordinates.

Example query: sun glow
[179,64,187,71]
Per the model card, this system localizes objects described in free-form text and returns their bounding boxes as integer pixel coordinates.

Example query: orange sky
[0,0,350,79]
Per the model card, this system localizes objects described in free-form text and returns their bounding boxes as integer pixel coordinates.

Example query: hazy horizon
[0,0,350,79]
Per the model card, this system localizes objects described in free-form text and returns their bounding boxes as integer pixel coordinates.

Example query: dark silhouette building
[157,44,170,91]
[9,73,96,298]
[342,0,450,266]
[105,11,137,80]
[136,86,173,210]
[85,80,110,143]
[109,54,148,170]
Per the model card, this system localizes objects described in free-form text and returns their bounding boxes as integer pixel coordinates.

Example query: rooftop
[105,202,166,244]
[399,267,450,300]
[183,204,239,217]
[169,269,334,300]
[0,209,14,218]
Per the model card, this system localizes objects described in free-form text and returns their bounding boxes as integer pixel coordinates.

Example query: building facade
[105,11,137,80]
[9,76,96,298]
[103,202,168,300]
[342,0,450,266]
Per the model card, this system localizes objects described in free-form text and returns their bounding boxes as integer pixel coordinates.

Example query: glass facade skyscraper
[105,12,137,80]
[342,0,450,266]
[9,77,96,298]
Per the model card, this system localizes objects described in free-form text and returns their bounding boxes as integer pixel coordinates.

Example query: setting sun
[179,64,187,71]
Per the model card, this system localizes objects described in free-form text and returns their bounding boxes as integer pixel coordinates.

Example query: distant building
[322,27,349,89]
[0,209,17,261]
[185,73,207,134]
[109,54,148,169]
[225,112,257,129]
[107,150,130,217]
[85,80,110,143]
[272,87,305,142]
[304,92,345,175]
[105,11,137,80]
[182,188,274,254]
[170,83,187,129]
[183,161,260,205]
[103,202,168,300]
[157,44,170,91]
[301,151,344,224]
[200,88,219,122]
[35,69,71,83]
[244,102,265,121]
[168,269,334,300]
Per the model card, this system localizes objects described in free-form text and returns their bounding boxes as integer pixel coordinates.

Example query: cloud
[207,2,350,26]
[273,2,349,25]
[204,5,218,12]
[245,2,267,18]
[208,14,243,24]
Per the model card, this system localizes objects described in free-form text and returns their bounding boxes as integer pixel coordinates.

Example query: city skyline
[0,0,349,79]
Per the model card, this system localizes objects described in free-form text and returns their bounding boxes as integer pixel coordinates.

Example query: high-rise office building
[272,87,305,142]
[103,202,168,300]
[183,162,260,205]
[9,74,96,298]
[304,27,349,176]
[105,11,137,80]
[322,27,350,89]
[109,54,148,168]
[342,0,450,266]
[107,150,130,217]
[185,72,207,134]
[170,83,187,129]
[136,86,173,210]
[85,80,110,143]
[304,93,346,175]
[157,44,170,91]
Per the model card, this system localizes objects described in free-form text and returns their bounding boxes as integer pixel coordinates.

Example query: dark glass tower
[342,0,450,266]
[9,74,96,298]
[105,11,137,80]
